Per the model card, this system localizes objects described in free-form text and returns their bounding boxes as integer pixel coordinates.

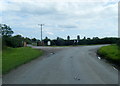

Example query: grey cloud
[58,25,77,28]
[3,2,58,16]
[20,6,57,15]
[1,1,118,39]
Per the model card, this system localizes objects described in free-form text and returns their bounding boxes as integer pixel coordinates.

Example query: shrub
[2,35,24,48]
[117,38,120,48]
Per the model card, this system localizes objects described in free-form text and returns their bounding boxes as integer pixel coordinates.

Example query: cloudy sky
[0,0,119,40]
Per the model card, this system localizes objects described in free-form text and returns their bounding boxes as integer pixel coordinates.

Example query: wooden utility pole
[38,24,44,45]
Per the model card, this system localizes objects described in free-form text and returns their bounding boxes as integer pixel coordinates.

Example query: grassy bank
[97,45,120,65]
[2,47,43,74]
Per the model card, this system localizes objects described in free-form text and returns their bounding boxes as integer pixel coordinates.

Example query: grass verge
[2,47,43,74]
[97,45,120,67]
[0,51,2,75]
[46,44,103,47]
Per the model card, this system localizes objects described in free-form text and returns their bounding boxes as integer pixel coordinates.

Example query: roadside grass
[0,51,2,75]
[97,45,120,65]
[2,47,43,74]
[46,44,104,47]
[47,45,74,47]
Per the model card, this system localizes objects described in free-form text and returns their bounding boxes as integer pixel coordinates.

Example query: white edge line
[113,67,118,71]
[98,57,101,59]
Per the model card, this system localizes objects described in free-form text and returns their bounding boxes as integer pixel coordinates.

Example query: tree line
[0,24,120,49]
[43,36,119,46]
[0,24,40,49]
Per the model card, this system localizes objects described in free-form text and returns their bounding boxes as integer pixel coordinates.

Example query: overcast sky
[0,0,119,40]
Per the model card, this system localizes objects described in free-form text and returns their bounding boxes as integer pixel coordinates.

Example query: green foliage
[43,36,119,46]
[24,37,32,44]
[67,36,70,40]
[0,24,24,48]
[0,24,14,36]
[2,35,24,48]
[50,40,56,46]
[2,47,44,74]
[1,24,119,47]
[117,38,120,48]
[43,37,50,46]
[0,51,1,75]
[98,45,120,64]
[56,37,65,46]
[0,37,2,50]
[77,35,80,41]
[32,38,37,42]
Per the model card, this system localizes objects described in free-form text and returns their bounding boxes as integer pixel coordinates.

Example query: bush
[2,35,24,48]
[117,38,120,48]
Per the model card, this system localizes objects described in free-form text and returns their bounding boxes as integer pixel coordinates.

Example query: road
[3,45,118,84]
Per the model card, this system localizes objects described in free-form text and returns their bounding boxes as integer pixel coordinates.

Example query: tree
[77,35,80,45]
[117,38,120,48]
[83,36,86,40]
[77,35,80,41]
[6,35,24,48]
[24,37,32,44]
[10,35,24,47]
[1,24,14,49]
[0,24,14,36]
[87,38,91,40]
[32,38,37,42]
[56,37,65,46]
[93,37,99,40]
[43,37,50,46]
[66,36,71,46]
[67,36,70,41]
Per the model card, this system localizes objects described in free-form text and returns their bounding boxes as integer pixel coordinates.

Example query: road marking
[97,56,101,59]
[50,52,55,54]
[74,73,80,81]
[113,67,118,71]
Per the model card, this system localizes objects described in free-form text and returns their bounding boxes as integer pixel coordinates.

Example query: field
[2,47,43,74]
[98,45,120,64]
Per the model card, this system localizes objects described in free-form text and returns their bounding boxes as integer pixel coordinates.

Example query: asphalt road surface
[3,45,118,84]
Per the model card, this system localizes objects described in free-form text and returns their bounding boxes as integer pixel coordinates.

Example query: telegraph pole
[38,24,44,46]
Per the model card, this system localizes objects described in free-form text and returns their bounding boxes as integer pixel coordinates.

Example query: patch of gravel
[31,46,69,58]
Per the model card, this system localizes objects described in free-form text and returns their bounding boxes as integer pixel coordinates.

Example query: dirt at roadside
[39,47,64,56]
[32,46,68,59]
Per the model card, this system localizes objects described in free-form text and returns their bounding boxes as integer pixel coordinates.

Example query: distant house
[47,41,51,46]
[24,42,27,47]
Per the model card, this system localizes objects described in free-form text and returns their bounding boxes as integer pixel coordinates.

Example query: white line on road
[113,67,118,71]
[74,72,80,81]
[97,56,101,59]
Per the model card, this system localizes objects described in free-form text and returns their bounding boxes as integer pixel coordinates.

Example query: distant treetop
[0,24,14,37]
